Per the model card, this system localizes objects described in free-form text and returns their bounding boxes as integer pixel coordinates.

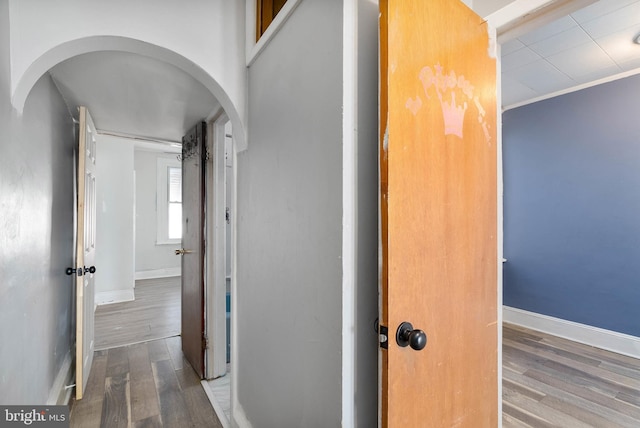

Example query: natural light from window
[168,166,182,239]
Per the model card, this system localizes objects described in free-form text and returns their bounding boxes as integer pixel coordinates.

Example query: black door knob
[396,322,427,351]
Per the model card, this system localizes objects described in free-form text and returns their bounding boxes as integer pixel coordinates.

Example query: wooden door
[380,1,498,426]
[75,106,98,400]
[179,122,207,378]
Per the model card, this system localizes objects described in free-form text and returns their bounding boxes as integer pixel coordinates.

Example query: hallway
[94,278,181,351]
[70,337,222,428]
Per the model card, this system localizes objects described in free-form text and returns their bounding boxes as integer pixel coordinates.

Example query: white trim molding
[95,290,135,306]
[503,67,640,111]
[47,352,73,405]
[504,306,640,359]
[245,0,302,66]
[495,29,504,426]
[201,380,230,428]
[487,0,596,42]
[341,0,358,426]
[135,267,181,280]
[206,115,230,380]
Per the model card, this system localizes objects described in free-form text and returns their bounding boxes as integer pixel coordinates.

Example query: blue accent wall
[503,74,640,337]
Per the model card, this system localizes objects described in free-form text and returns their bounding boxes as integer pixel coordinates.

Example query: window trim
[156,157,182,245]
[246,0,301,66]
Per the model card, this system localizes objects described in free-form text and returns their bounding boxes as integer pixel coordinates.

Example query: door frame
[206,112,232,379]
[204,109,242,424]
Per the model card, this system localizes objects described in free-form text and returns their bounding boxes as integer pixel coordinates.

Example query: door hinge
[202,334,209,350]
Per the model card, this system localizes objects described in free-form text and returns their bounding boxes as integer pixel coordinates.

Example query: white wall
[95,135,135,304]
[134,150,181,274]
[8,0,247,149]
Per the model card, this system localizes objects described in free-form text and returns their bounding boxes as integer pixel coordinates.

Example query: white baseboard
[135,267,181,280]
[503,306,640,359]
[232,401,253,428]
[201,380,230,428]
[47,352,73,405]
[95,289,135,306]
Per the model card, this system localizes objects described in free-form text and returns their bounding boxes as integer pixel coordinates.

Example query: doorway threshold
[202,374,230,428]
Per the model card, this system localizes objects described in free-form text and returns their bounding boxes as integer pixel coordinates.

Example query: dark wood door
[180,122,207,378]
[380,0,498,426]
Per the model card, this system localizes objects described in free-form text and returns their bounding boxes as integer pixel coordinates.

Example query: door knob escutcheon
[396,322,427,351]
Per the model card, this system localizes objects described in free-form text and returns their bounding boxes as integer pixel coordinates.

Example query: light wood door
[380,1,498,426]
[179,122,207,378]
[75,106,98,400]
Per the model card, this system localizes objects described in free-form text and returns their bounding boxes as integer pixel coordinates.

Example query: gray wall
[0,0,75,403]
[238,0,344,426]
[353,0,380,426]
[134,150,181,273]
[503,74,640,337]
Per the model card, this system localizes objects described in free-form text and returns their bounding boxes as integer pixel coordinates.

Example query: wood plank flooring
[70,337,222,428]
[95,277,181,350]
[92,281,640,428]
[503,323,640,428]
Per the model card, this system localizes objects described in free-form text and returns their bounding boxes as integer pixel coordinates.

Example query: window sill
[156,240,181,246]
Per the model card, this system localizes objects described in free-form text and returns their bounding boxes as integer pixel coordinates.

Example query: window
[157,157,182,244]
[256,0,288,41]
[167,166,182,240]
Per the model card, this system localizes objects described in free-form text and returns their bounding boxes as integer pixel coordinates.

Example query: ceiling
[49,51,219,143]
[45,0,640,138]
[501,0,640,108]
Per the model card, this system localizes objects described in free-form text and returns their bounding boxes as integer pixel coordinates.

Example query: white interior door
[75,106,97,400]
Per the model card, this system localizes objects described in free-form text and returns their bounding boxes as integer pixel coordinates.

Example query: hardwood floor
[91,283,640,427]
[503,323,640,428]
[95,277,181,350]
[70,337,222,428]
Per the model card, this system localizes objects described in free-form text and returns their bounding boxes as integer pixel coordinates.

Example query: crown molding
[503,67,640,111]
